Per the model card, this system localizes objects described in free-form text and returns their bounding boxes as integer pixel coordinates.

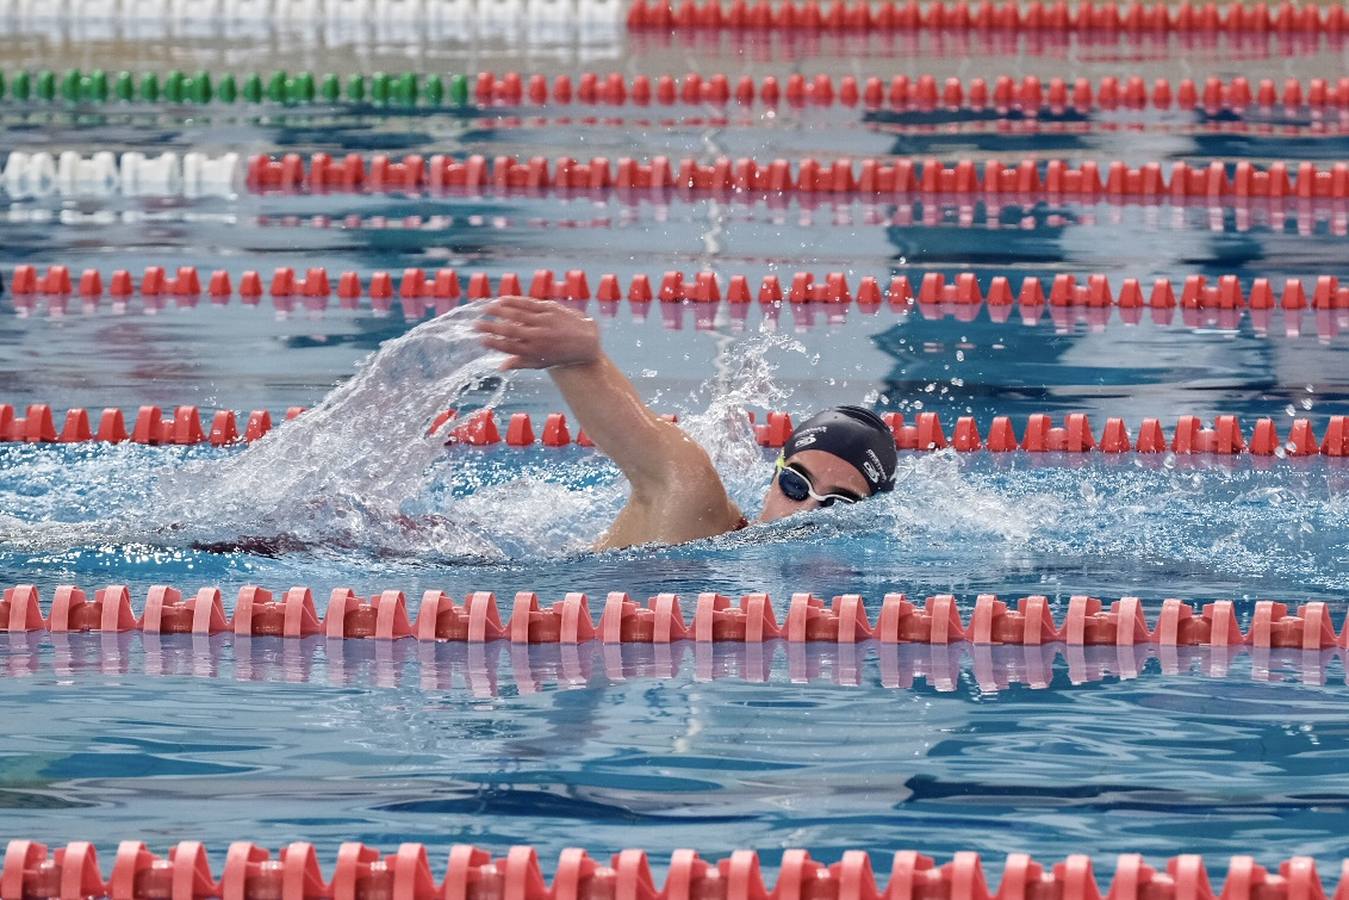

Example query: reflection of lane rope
[11,194,1349,240]
[10,263,1349,344]
[10,264,1349,342]
[4,584,1349,651]
[9,838,1345,900]
[20,109,1349,138]
[2,627,1345,692]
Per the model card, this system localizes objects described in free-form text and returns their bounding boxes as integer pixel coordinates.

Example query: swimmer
[475,296,898,549]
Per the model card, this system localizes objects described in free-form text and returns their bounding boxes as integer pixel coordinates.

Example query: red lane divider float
[13,292,1349,340]
[4,403,1349,458]
[236,152,1349,203]
[636,29,1344,63]
[471,70,1349,112]
[12,265,1349,313]
[5,840,1349,900]
[7,625,1344,691]
[0,403,305,446]
[0,403,575,448]
[627,0,1347,34]
[5,585,1349,652]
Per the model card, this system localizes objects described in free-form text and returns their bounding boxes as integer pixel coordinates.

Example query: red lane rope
[468,70,1349,111]
[0,404,300,446]
[12,265,1349,311]
[626,0,1346,34]
[4,625,1340,690]
[2,585,1348,651]
[236,153,1349,203]
[3,403,1348,458]
[231,116,1349,142]
[16,285,1347,341]
[3,839,1349,900]
[20,186,1349,244]
[631,28,1341,60]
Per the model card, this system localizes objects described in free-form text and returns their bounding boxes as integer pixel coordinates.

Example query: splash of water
[151,305,510,554]
[143,317,845,560]
[0,313,1059,568]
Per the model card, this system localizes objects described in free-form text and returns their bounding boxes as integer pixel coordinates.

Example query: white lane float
[1,150,239,198]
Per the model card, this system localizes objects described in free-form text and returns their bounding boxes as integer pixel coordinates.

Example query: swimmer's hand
[474,296,601,371]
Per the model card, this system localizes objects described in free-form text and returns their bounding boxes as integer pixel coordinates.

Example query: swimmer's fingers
[477,296,599,369]
[482,295,553,319]
[479,334,545,369]
[474,318,539,341]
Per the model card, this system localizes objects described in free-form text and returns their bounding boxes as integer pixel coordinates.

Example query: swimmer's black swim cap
[783,406,898,495]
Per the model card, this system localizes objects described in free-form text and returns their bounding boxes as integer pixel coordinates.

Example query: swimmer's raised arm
[475,296,743,548]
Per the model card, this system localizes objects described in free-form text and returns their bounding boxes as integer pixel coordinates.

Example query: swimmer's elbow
[628,440,721,502]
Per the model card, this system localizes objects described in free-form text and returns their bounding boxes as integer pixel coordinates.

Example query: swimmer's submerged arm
[475,297,741,545]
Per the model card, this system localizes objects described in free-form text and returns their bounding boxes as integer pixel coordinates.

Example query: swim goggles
[774,455,863,507]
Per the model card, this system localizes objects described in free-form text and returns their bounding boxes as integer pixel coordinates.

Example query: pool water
[4,9,1349,882]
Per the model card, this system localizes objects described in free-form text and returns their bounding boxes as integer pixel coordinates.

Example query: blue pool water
[3,20,1349,881]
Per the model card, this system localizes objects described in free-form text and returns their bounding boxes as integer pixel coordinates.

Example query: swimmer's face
[757,449,874,523]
